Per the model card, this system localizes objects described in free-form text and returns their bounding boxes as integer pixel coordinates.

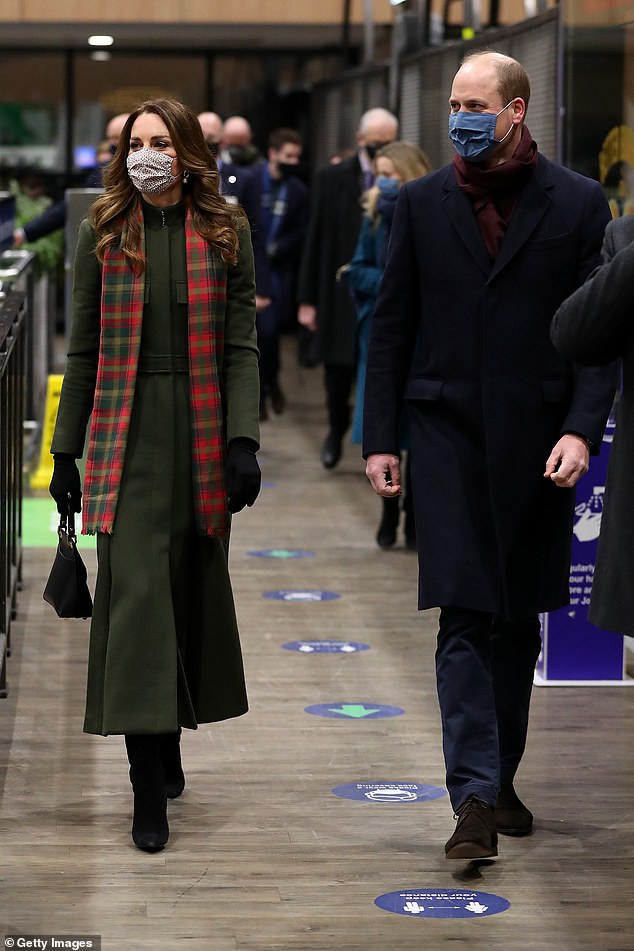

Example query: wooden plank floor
[2,341,634,950]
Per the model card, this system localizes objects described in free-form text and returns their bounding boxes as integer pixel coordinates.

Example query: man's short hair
[268,128,302,151]
[462,51,531,111]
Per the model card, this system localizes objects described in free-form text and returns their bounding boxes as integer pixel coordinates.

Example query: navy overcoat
[363,154,618,618]
[298,154,365,367]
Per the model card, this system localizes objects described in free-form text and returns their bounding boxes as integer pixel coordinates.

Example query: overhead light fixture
[88,35,114,46]
[390,0,408,5]
[90,51,111,61]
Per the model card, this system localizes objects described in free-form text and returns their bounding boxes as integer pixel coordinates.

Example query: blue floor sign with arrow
[304,702,405,719]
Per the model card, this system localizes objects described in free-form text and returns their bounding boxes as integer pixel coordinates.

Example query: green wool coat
[51,200,260,735]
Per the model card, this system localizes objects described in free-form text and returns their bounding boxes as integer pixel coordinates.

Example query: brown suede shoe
[494,783,533,837]
[445,796,498,860]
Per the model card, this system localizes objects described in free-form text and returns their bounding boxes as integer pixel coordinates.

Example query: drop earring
[183,169,190,183]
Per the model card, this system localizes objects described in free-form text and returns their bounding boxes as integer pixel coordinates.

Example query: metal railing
[0,289,26,698]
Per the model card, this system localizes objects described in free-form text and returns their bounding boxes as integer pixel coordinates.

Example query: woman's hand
[225,439,261,513]
[49,454,82,514]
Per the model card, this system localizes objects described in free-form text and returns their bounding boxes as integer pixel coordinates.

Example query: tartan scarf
[82,203,229,537]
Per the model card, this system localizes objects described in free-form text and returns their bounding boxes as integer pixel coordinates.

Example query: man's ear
[513,98,526,124]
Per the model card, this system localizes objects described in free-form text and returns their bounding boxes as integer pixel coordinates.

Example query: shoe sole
[496,824,533,837]
[445,843,498,860]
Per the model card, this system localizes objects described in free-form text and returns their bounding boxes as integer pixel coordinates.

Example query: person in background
[220,115,261,167]
[9,167,64,274]
[297,107,399,470]
[13,113,129,247]
[343,140,432,549]
[49,98,261,853]
[363,51,618,861]
[551,215,631,638]
[198,111,272,313]
[258,127,309,420]
[197,111,223,157]
[105,113,131,153]
[95,139,114,167]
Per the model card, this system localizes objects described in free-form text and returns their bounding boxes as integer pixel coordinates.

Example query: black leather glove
[225,438,261,514]
[49,453,82,515]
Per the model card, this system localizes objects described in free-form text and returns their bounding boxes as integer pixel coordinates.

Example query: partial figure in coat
[363,51,618,861]
[551,214,634,635]
[297,107,399,470]
[258,127,309,421]
[49,99,261,853]
[344,140,432,549]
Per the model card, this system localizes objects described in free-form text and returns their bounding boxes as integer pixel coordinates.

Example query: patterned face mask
[126,148,181,194]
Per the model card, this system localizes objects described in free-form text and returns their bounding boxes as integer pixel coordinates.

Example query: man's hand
[298,303,317,332]
[255,295,272,312]
[366,453,402,497]
[544,434,590,488]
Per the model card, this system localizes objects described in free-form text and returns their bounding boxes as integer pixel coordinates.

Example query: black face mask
[229,144,259,166]
[365,142,390,160]
[278,162,299,180]
[207,141,219,157]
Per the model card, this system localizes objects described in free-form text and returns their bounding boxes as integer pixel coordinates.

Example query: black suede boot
[160,727,185,799]
[125,734,169,852]
[376,497,400,549]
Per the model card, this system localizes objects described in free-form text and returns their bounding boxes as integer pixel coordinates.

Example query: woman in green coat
[49,99,261,852]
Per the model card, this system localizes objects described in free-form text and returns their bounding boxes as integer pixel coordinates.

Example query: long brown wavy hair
[91,98,242,272]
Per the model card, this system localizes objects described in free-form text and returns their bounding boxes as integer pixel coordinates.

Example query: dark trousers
[324,364,355,439]
[256,300,280,398]
[435,606,542,811]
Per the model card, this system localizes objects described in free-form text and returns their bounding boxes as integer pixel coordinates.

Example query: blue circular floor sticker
[283,640,369,653]
[305,702,404,719]
[249,549,315,559]
[375,888,510,918]
[332,782,446,803]
[263,590,340,602]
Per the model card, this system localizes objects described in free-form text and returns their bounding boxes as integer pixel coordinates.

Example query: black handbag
[43,506,93,619]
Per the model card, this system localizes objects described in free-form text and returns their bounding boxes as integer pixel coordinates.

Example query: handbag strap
[59,495,77,542]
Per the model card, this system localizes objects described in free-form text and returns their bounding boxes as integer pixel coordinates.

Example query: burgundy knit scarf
[453,125,538,260]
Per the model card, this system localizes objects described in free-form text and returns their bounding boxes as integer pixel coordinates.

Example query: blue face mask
[375,176,399,197]
[448,101,515,162]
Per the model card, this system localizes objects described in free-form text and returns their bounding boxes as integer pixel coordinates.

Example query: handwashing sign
[536,412,629,684]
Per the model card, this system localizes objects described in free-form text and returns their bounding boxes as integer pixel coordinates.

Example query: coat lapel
[441,168,492,277]
[441,157,555,282]
[488,157,553,282]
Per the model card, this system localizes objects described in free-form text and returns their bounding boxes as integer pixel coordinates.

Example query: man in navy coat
[298,107,399,468]
[363,51,618,861]
[258,128,309,419]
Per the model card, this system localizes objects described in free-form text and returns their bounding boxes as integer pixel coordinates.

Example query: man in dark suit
[363,51,618,860]
[198,111,272,309]
[551,216,633,638]
[298,107,398,468]
[258,127,309,420]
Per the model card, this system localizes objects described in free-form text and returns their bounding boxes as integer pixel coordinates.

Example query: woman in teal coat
[49,99,261,852]
[344,141,431,548]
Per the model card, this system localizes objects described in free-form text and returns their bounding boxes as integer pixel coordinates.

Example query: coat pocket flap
[176,281,188,304]
[404,378,444,400]
[542,379,568,402]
